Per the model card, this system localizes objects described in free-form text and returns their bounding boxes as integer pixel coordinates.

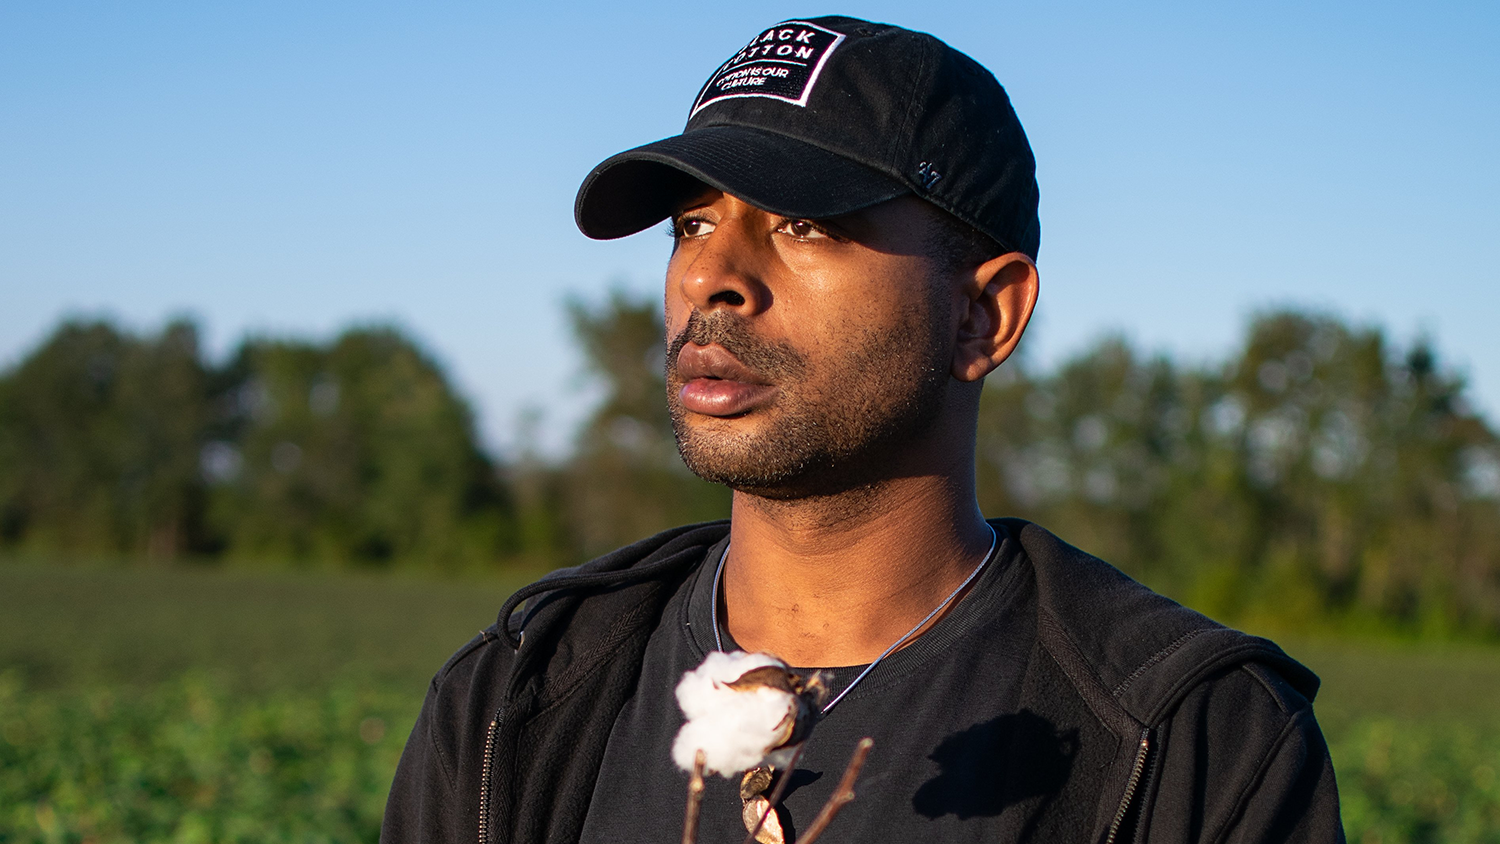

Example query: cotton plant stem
[796,738,874,844]
[739,745,805,844]
[682,751,707,844]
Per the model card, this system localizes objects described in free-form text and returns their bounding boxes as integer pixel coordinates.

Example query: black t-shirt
[578,528,1034,843]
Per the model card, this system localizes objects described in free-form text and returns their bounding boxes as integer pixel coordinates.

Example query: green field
[2,563,1498,843]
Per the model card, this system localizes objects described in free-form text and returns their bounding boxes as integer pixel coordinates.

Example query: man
[383,16,1343,844]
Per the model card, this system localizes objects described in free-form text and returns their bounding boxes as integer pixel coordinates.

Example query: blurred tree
[208,327,517,569]
[502,406,574,568]
[1215,314,1500,632]
[560,290,730,559]
[978,337,1198,587]
[0,320,212,558]
[0,319,518,569]
[976,310,1500,634]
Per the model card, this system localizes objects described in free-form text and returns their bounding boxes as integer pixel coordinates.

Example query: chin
[674,427,895,501]
[675,431,805,490]
[667,364,951,499]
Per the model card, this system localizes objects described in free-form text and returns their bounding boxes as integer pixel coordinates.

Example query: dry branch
[682,751,706,844]
[796,738,874,844]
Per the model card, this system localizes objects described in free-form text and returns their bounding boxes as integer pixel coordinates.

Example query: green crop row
[0,674,413,844]
[3,673,1498,843]
[1332,719,1500,843]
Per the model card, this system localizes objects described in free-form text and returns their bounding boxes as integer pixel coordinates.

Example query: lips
[675,343,778,417]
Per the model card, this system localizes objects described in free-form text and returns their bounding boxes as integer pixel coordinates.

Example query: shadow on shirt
[913,710,1077,819]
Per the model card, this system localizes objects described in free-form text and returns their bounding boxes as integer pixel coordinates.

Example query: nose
[672,217,769,317]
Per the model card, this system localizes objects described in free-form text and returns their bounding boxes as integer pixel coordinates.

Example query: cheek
[663,265,694,337]
[785,257,942,347]
[663,295,689,339]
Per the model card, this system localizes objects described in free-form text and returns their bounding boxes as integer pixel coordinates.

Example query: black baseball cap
[574,16,1040,259]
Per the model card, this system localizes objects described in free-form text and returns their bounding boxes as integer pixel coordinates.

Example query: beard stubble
[666,305,952,499]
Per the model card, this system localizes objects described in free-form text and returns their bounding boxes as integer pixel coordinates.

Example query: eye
[775,218,833,240]
[671,214,716,239]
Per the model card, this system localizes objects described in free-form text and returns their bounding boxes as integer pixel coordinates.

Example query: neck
[720,454,993,668]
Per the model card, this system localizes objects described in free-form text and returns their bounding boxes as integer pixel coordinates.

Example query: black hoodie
[381,519,1344,844]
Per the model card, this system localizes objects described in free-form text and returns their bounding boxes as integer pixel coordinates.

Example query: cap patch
[690,21,845,118]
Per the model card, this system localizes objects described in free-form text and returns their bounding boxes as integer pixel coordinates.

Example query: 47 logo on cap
[691,21,845,117]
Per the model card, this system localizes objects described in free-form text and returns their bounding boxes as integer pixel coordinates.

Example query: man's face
[664,189,959,499]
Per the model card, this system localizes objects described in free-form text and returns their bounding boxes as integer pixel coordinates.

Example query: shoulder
[407,625,516,791]
[995,519,1340,841]
[995,517,1320,724]
[1142,660,1341,842]
[420,519,733,757]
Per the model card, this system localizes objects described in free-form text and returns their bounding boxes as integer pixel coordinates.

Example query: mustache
[667,310,807,381]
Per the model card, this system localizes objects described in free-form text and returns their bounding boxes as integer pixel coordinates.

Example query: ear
[951,252,1039,382]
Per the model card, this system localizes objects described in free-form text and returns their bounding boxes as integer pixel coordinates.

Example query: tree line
[2,299,1498,634]
[0,321,512,568]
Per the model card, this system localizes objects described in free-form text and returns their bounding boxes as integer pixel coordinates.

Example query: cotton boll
[674,651,786,719]
[672,651,820,776]
[671,696,788,774]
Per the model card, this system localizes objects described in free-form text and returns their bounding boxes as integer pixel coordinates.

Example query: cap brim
[574,125,910,240]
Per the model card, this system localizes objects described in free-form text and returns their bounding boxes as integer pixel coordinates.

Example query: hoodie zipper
[1105,728,1152,844]
[478,710,501,844]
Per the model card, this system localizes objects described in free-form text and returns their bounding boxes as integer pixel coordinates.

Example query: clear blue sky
[3,1,1496,456]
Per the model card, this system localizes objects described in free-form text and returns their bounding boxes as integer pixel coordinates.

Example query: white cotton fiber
[671,651,798,776]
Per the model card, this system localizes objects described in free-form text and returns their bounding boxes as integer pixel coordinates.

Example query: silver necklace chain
[710,523,999,715]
